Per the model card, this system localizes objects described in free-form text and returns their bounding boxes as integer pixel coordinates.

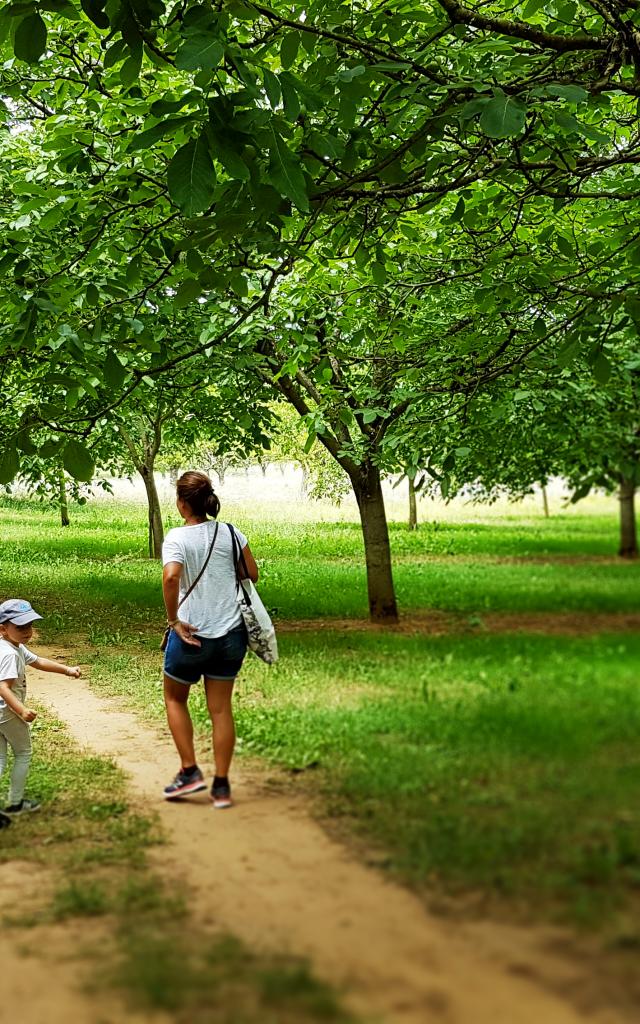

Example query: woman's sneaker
[211,779,233,809]
[163,767,206,800]
[5,799,41,815]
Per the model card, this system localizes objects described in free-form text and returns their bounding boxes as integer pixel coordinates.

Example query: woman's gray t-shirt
[162,520,248,639]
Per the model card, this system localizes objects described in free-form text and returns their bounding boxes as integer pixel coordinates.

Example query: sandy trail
[278,609,640,637]
[27,653,629,1024]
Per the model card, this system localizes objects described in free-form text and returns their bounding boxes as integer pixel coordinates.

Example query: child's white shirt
[0,638,37,723]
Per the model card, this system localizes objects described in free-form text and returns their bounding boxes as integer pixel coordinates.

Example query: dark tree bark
[119,415,165,559]
[141,466,164,559]
[58,466,70,527]
[619,477,638,558]
[349,461,398,622]
[408,475,418,530]
[262,343,399,623]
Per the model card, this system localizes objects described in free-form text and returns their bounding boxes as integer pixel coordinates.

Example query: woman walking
[162,471,258,809]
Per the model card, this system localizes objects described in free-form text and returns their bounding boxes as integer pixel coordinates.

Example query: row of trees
[0,0,639,618]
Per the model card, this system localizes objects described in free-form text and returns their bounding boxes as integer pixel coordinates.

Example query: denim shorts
[164,623,248,684]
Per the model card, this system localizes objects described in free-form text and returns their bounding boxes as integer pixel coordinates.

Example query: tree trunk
[541,484,550,518]
[142,467,164,559]
[619,478,638,558]
[408,475,418,530]
[117,419,165,560]
[58,467,70,527]
[350,462,398,622]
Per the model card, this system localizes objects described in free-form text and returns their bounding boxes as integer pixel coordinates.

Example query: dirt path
[279,609,640,636]
[27,653,629,1024]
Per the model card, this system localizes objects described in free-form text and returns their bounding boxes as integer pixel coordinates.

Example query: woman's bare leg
[204,677,235,777]
[163,676,197,767]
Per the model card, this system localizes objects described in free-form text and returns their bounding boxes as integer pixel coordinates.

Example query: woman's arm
[239,545,259,583]
[162,561,183,623]
[162,561,201,647]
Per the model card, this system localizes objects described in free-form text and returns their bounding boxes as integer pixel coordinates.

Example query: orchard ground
[1,475,639,1021]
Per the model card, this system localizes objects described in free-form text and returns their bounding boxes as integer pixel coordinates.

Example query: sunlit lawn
[2,496,640,934]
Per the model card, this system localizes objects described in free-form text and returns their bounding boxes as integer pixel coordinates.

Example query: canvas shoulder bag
[160,521,219,651]
[227,524,278,665]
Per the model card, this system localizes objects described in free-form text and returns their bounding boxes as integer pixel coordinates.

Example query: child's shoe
[5,799,41,815]
[163,766,206,800]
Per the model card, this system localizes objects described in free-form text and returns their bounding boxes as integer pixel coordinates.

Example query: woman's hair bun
[176,471,221,519]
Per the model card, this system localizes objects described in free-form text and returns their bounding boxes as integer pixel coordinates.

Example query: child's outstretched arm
[0,679,37,722]
[31,657,81,678]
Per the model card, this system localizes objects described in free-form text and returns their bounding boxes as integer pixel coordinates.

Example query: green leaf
[280,31,299,70]
[104,349,127,388]
[120,54,142,87]
[80,0,109,29]
[480,93,526,138]
[556,234,574,259]
[0,446,20,485]
[129,116,194,152]
[39,439,63,458]
[230,274,248,297]
[592,351,612,385]
[546,84,588,104]
[280,74,300,122]
[450,197,465,223]
[62,441,94,482]
[262,68,281,108]
[307,130,342,160]
[461,97,490,120]
[167,134,216,216]
[303,430,316,453]
[174,278,202,307]
[86,283,100,305]
[207,127,250,181]
[267,127,309,211]
[371,262,386,285]
[175,35,223,72]
[150,92,199,117]
[14,13,47,63]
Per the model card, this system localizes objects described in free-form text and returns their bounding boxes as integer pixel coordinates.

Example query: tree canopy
[1,0,639,614]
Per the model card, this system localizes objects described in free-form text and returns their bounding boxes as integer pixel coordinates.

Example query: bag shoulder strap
[177,520,219,611]
[227,523,253,605]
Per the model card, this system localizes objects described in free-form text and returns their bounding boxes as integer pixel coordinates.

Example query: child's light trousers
[0,717,32,804]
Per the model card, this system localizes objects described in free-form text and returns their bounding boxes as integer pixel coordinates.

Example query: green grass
[0,702,354,1022]
[2,496,640,936]
[0,501,638,629]
[88,630,640,931]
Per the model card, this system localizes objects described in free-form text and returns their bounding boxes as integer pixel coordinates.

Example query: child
[0,599,80,817]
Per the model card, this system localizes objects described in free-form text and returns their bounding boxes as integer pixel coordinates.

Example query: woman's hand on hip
[175,621,202,647]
